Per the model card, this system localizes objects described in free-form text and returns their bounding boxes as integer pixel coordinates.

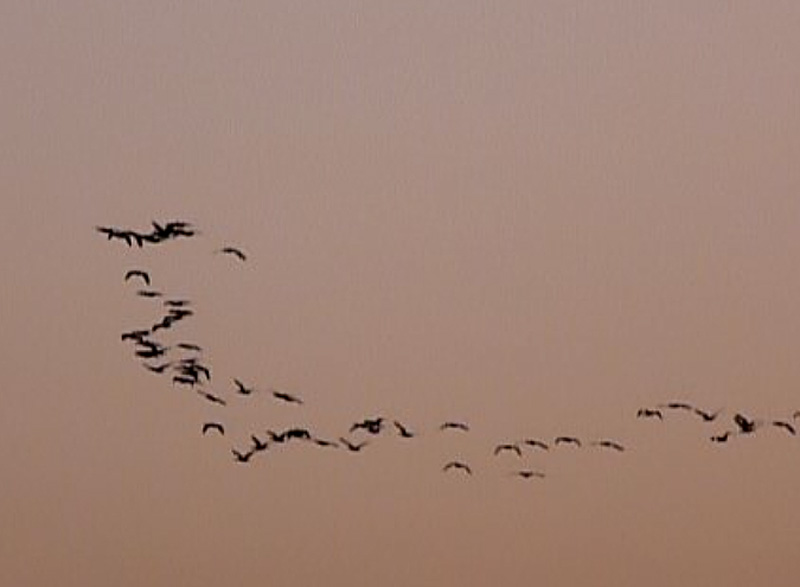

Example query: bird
[512,470,545,479]
[124,269,151,286]
[233,378,255,395]
[350,418,385,435]
[693,408,721,422]
[172,375,197,387]
[522,439,549,451]
[202,422,225,436]
[175,342,202,352]
[592,440,625,452]
[216,246,247,261]
[272,390,303,405]
[313,438,339,448]
[733,413,757,434]
[143,361,172,374]
[440,421,469,432]
[442,461,472,475]
[554,436,582,447]
[636,408,663,420]
[232,449,254,463]
[136,289,162,298]
[163,299,191,308]
[772,420,796,435]
[250,435,269,452]
[711,431,731,443]
[121,329,151,343]
[393,421,415,438]
[339,438,368,452]
[662,402,694,411]
[196,390,227,406]
[494,443,522,457]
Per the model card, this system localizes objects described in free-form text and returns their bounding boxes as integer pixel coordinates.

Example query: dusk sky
[2,2,800,586]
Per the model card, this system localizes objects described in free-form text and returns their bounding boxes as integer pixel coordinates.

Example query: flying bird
[494,443,522,457]
[164,299,191,308]
[216,246,247,261]
[124,269,151,286]
[662,402,694,411]
[143,361,172,374]
[250,435,269,452]
[272,390,303,405]
[196,390,227,406]
[176,342,202,352]
[350,418,385,435]
[339,437,368,452]
[554,436,582,447]
[137,290,162,298]
[313,438,339,448]
[522,439,549,451]
[693,408,721,422]
[442,461,472,475]
[202,422,225,436]
[636,408,663,420]
[512,470,545,479]
[232,449,254,463]
[393,421,415,438]
[711,431,731,443]
[772,420,796,435]
[440,421,469,432]
[233,378,255,396]
[733,413,757,434]
[592,440,625,452]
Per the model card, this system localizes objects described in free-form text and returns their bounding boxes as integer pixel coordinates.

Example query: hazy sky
[2,2,800,586]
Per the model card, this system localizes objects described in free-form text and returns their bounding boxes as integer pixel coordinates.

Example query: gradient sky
[2,2,800,586]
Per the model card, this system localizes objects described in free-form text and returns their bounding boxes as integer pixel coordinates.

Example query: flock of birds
[97,220,800,480]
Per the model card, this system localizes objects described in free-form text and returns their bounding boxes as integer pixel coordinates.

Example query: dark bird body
[124,270,151,286]
[232,449,254,463]
[554,436,582,447]
[197,390,227,406]
[772,420,796,435]
[693,408,721,422]
[733,413,757,434]
[350,418,385,435]
[440,421,469,432]
[217,246,247,261]
[522,439,549,451]
[443,461,472,475]
[339,437,368,452]
[592,440,625,452]
[272,390,303,405]
[494,443,522,457]
[202,422,225,436]
[513,470,545,479]
[393,421,415,438]
[637,408,663,420]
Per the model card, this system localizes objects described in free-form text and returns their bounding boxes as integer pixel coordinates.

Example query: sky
[2,2,800,586]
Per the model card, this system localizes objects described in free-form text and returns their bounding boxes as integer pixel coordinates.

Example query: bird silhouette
[175,342,202,352]
[136,289,162,298]
[313,438,339,448]
[393,421,415,438]
[339,437,368,452]
[202,422,225,436]
[772,420,796,435]
[196,390,227,406]
[522,439,549,451]
[442,461,472,475]
[233,378,255,395]
[733,413,757,434]
[512,470,545,479]
[662,402,694,411]
[124,269,151,286]
[272,390,303,405]
[693,408,721,422]
[232,448,254,463]
[143,361,172,374]
[554,436,582,447]
[494,443,522,457]
[592,440,625,452]
[163,299,191,308]
[216,246,247,261]
[250,435,269,452]
[440,421,469,432]
[636,408,663,420]
[350,418,385,435]
[711,431,731,443]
